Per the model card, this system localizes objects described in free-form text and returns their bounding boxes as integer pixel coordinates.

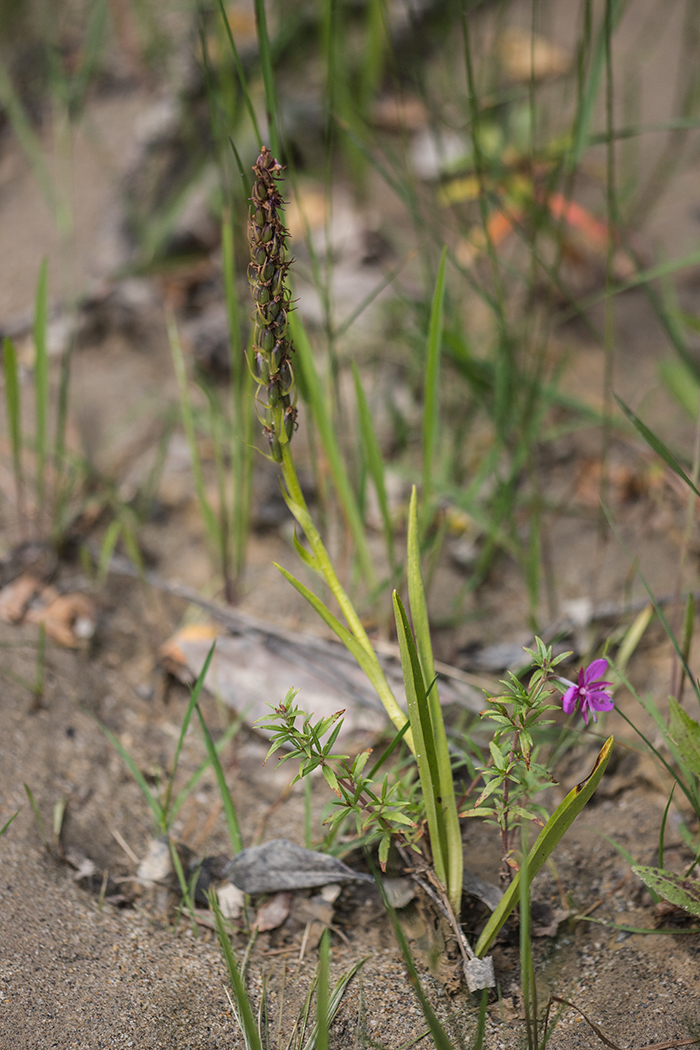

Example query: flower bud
[268,380,281,407]
[254,352,270,384]
[270,342,283,374]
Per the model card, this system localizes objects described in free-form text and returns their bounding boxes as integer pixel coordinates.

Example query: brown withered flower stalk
[247,146,297,462]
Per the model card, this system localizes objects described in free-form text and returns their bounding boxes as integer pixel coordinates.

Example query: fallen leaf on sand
[26,591,97,647]
[0,574,42,623]
[159,623,387,749]
[256,891,293,932]
[498,28,570,83]
[225,839,373,894]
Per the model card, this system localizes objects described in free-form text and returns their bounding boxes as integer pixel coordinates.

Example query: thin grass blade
[289,311,377,589]
[614,394,700,499]
[0,808,20,838]
[421,247,447,513]
[33,259,49,513]
[352,362,396,571]
[162,643,216,822]
[210,890,264,1050]
[196,703,243,853]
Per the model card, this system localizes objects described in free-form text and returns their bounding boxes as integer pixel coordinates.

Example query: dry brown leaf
[498,28,570,83]
[158,622,221,682]
[26,591,97,648]
[371,95,428,131]
[0,574,42,623]
[256,891,293,932]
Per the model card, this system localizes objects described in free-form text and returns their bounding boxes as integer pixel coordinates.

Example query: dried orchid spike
[247,146,296,462]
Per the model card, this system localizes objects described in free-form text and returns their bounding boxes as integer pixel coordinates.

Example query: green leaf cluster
[256,690,420,868]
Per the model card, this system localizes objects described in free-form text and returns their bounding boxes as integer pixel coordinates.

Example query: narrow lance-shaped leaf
[406,486,462,915]
[475,736,614,957]
[615,394,700,500]
[422,247,447,512]
[393,590,448,892]
[275,562,412,748]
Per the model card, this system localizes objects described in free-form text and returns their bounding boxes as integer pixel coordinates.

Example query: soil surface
[2,2,700,1047]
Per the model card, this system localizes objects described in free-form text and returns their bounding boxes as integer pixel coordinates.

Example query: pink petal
[584,658,608,684]
[562,686,578,714]
[588,691,614,711]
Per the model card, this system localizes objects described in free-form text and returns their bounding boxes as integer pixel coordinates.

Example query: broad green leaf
[632,865,700,918]
[668,697,700,780]
[475,736,614,957]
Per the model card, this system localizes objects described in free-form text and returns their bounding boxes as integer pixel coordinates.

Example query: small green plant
[461,639,574,876]
[101,644,242,927]
[209,903,365,1050]
[0,809,20,839]
[256,688,420,867]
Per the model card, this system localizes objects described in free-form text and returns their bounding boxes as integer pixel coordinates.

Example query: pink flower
[561,658,614,725]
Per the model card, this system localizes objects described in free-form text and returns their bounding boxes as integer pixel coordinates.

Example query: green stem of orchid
[279,436,413,751]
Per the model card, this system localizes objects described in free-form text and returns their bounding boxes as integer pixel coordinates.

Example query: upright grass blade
[99,722,164,829]
[33,259,49,516]
[196,701,243,853]
[210,890,264,1050]
[162,643,216,824]
[519,829,537,1050]
[252,0,281,159]
[374,875,454,1050]
[405,488,462,915]
[313,929,329,1050]
[169,716,242,825]
[215,0,262,148]
[614,393,700,499]
[24,783,48,850]
[352,362,396,572]
[0,62,62,225]
[421,247,447,516]
[569,0,627,170]
[168,311,221,561]
[2,337,24,529]
[393,590,449,898]
[475,735,614,957]
[0,808,20,838]
[274,560,409,743]
[222,211,253,588]
[289,311,377,590]
[301,949,367,1050]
